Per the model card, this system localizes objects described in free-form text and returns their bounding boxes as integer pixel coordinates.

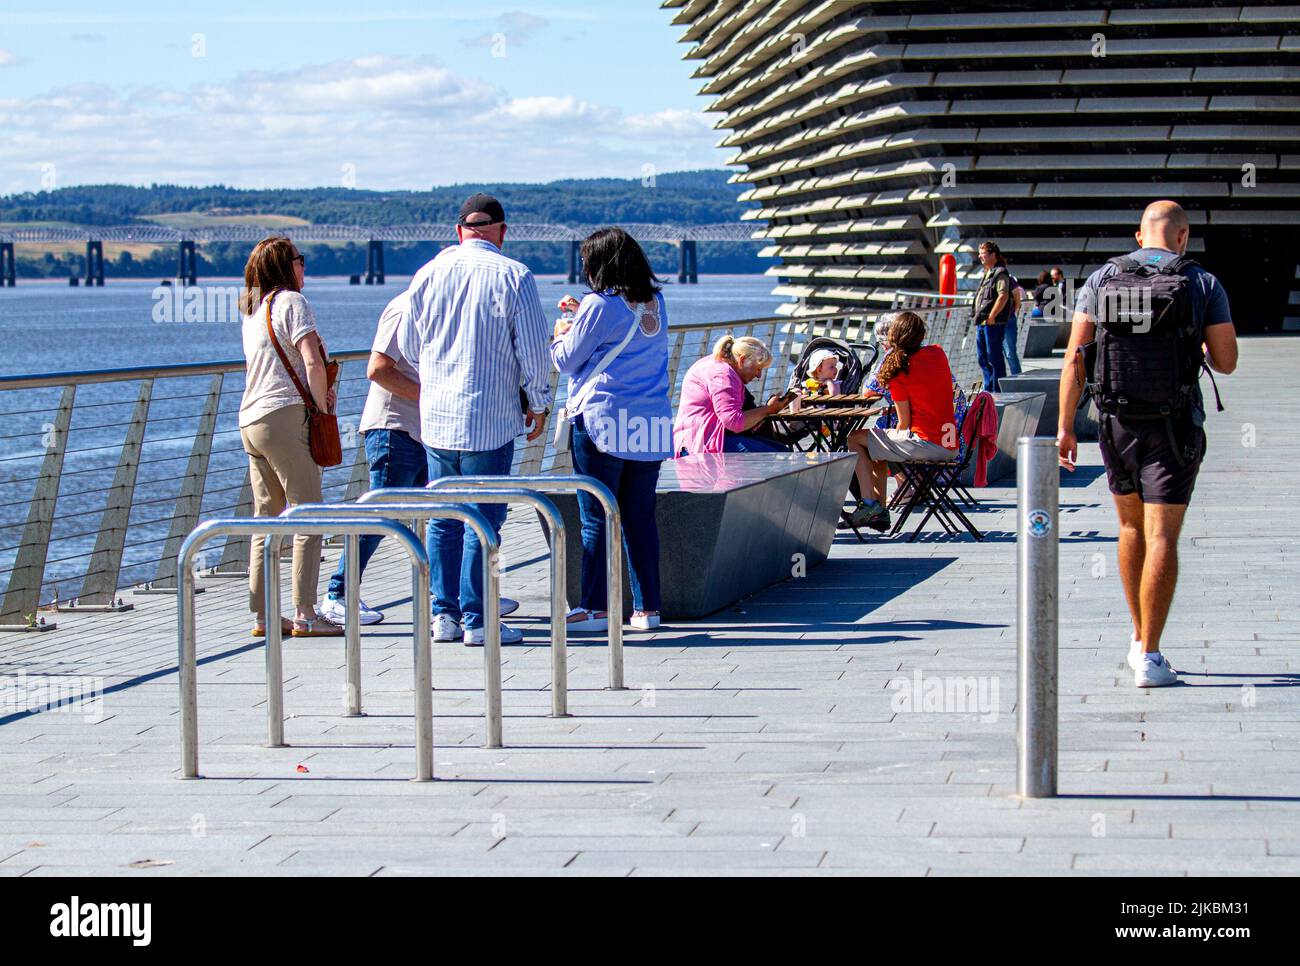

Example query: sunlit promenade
[1,337,1294,877]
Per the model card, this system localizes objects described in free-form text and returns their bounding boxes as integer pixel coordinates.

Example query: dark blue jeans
[425,439,514,630]
[326,429,428,601]
[722,433,788,454]
[976,323,1007,392]
[571,416,662,613]
[1002,314,1022,376]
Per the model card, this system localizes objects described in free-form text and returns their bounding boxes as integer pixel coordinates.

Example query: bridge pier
[365,240,385,285]
[677,239,698,285]
[177,240,198,286]
[85,241,104,287]
[0,242,14,287]
[567,240,581,285]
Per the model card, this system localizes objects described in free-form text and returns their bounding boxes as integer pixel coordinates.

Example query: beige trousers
[240,404,323,613]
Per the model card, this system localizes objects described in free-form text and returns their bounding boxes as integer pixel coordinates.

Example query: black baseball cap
[457,193,506,227]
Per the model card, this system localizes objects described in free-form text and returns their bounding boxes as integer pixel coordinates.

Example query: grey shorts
[864,428,958,463]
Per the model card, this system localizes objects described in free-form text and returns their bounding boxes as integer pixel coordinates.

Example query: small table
[767,395,886,453]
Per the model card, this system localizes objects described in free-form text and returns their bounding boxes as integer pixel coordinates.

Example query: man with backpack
[1057,201,1237,688]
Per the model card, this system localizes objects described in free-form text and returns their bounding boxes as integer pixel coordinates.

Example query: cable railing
[0,301,995,628]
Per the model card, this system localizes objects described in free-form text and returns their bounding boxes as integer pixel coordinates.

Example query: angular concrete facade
[663,1,1300,331]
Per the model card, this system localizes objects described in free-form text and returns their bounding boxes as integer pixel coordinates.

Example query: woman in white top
[237,236,340,638]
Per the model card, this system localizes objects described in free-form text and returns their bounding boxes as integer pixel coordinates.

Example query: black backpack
[1088,254,1222,420]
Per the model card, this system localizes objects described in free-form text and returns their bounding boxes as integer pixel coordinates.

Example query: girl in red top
[846,312,959,532]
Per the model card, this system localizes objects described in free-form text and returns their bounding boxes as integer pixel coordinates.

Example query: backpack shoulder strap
[1162,254,1199,275]
[1107,255,1142,273]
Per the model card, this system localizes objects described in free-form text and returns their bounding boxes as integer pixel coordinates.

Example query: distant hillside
[0,170,771,277]
[0,170,753,228]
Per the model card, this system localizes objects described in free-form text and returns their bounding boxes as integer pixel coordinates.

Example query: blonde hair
[713,334,772,368]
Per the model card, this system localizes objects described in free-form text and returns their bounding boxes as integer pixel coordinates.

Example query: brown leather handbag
[264,292,342,467]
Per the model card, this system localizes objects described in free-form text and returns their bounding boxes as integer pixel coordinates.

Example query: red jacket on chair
[966,391,1000,487]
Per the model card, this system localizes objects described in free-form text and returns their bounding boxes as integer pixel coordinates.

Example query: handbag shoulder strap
[567,298,643,412]
[264,292,317,413]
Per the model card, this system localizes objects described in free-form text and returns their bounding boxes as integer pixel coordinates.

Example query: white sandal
[630,612,661,631]
[566,607,609,633]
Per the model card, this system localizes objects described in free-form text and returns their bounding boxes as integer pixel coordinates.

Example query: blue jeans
[722,433,788,454]
[571,416,662,613]
[424,440,515,630]
[1002,314,1022,376]
[326,429,428,601]
[976,323,1007,392]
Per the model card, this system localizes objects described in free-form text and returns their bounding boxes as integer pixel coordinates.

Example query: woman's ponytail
[713,334,736,360]
[876,311,926,387]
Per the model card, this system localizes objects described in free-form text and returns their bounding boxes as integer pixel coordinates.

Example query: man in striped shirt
[398,193,553,646]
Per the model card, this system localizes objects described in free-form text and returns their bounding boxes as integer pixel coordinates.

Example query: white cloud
[463,10,550,49]
[0,48,24,67]
[0,55,726,193]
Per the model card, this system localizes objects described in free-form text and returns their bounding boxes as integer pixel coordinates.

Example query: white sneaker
[630,613,661,631]
[1127,634,1143,671]
[432,613,461,642]
[320,596,384,626]
[464,622,524,647]
[1135,652,1179,688]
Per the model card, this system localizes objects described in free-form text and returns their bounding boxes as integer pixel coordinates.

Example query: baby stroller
[766,336,877,450]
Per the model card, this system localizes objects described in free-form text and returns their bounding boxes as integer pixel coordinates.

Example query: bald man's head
[1136,200,1190,254]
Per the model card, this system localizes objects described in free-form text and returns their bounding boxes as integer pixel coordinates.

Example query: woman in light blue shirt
[551,228,672,631]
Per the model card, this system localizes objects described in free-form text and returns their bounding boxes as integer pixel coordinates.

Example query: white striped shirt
[397,239,554,452]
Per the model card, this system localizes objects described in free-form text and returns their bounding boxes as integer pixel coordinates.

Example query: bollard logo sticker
[1026,510,1052,538]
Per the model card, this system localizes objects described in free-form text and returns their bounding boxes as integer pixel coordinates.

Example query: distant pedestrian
[1049,266,1069,324]
[972,240,1013,390]
[552,227,673,632]
[237,237,341,639]
[1004,269,1025,377]
[1058,201,1238,688]
[1031,270,1053,319]
[398,193,554,647]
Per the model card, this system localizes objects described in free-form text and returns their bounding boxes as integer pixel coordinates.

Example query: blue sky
[0,1,731,193]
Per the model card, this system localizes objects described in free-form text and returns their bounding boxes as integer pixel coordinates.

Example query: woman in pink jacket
[673,334,789,456]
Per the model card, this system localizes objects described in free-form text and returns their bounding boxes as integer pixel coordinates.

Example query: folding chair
[887,393,990,542]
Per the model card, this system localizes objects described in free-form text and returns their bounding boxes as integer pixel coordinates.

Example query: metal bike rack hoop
[176,517,432,781]
[356,488,570,717]
[278,502,505,748]
[424,474,627,690]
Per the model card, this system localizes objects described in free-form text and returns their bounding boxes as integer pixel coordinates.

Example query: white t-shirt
[239,290,319,427]
[359,293,423,442]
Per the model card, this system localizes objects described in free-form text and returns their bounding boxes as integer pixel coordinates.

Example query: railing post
[342,433,370,502]
[0,385,74,628]
[210,471,253,577]
[1017,437,1059,799]
[144,373,223,592]
[75,378,152,610]
[517,371,559,475]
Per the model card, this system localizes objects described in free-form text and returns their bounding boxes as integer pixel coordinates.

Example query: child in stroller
[765,336,875,449]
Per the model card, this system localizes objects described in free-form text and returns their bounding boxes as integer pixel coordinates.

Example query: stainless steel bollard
[1016,437,1059,798]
